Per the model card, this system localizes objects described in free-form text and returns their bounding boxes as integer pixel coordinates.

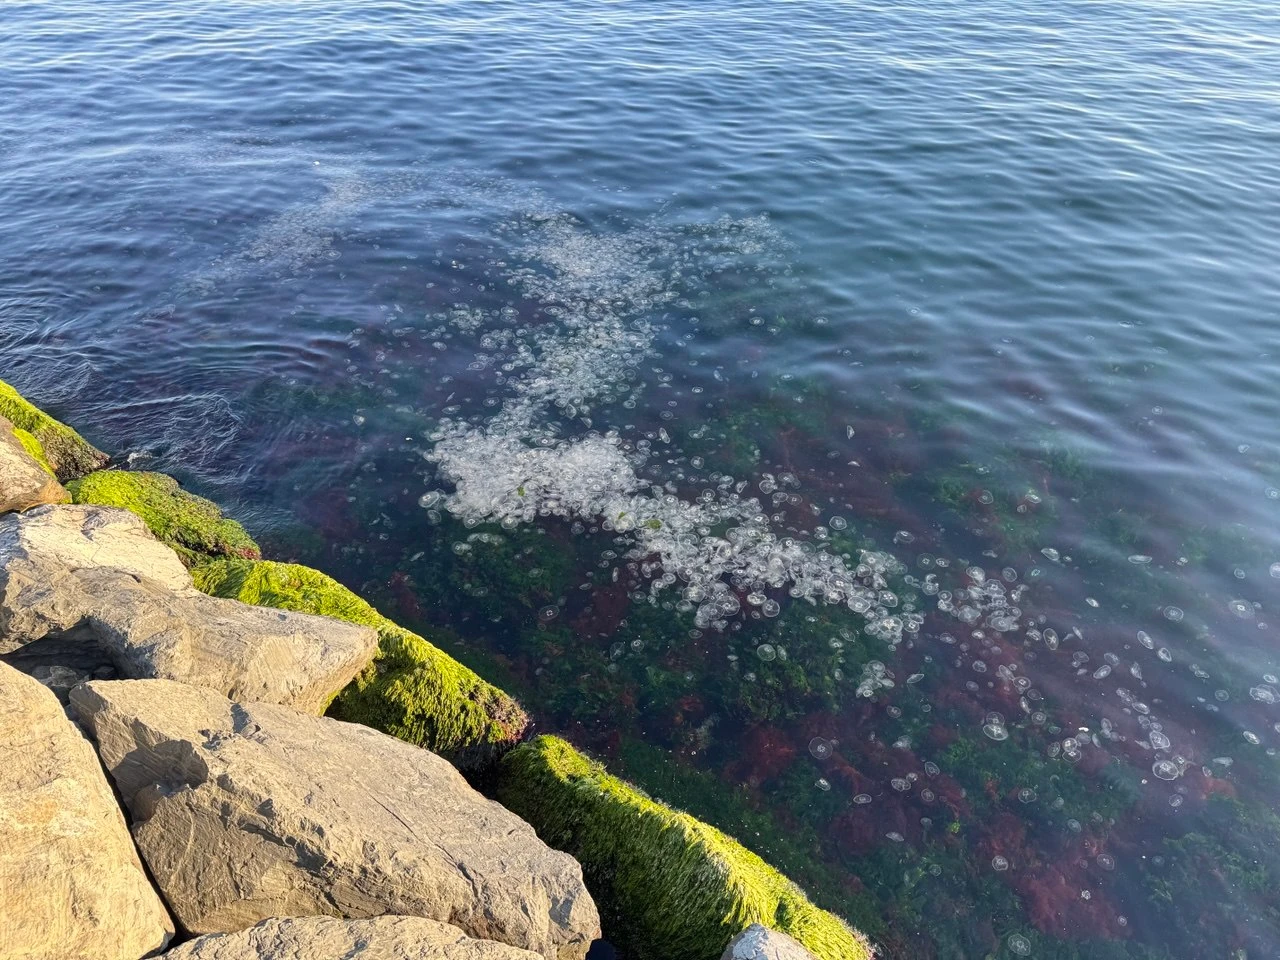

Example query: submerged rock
[0,505,376,714]
[0,415,69,513]
[0,662,173,959]
[721,924,819,960]
[194,558,529,770]
[0,378,109,481]
[496,736,870,960]
[71,679,601,960]
[160,916,544,960]
[68,470,260,567]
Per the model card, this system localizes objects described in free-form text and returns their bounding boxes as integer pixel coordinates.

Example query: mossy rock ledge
[68,470,261,567]
[496,735,873,960]
[0,379,108,481]
[193,558,529,771]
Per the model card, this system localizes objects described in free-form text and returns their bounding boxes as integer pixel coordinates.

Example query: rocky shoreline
[0,380,871,960]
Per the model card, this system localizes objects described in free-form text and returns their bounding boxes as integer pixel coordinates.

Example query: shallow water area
[4,1,1280,957]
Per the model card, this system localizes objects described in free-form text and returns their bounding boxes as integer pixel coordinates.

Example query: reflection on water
[4,0,1280,956]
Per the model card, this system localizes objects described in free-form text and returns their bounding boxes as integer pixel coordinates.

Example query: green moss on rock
[495,735,873,960]
[193,558,529,769]
[11,426,57,477]
[0,379,108,481]
[67,470,260,567]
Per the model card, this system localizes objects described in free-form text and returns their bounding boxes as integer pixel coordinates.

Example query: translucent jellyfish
[1249,685,1277,704]
[983,722,1010,742]
[756,643,777,662]
[1163,606,1184,622]
[853,793,873,804]
[1008,933,1032,956]
[991,855,1010,871]
[1096,853,1115,871]
[1149,730,1171,750]
[1137,630,1155,649]
[1169,794,1184,808]
[1128,554,1152,565]
[1244,730,1261,745]
[891,778,910,792]
[809,737,834,760]
[1017,787,1037,803]
[815,778,831,792]
[920,788,936,803]
[1041,547,1060,561]
[924,761,940,777]
[1271,562,1280,579]
[1152,759,1180,781]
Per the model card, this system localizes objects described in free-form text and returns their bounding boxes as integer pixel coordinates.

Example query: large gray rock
[0,505,377,713]
[0,662,173,959]
[161,916,545,960]
[71,679,601,960]
[721,925,819,960]
[0,416,69,513]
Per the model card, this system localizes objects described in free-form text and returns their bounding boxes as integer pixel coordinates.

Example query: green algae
[11,426,57,478]
[67,470,260,567]
[0,379,108,481]
[193,558,529,770]
[495,734,873,960]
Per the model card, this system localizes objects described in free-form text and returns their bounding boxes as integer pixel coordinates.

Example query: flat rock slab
[0,505,377,713]
[72,679,601,960]
[0,416,68,513]
[721,924,819,960]
[0,662,173,960]
[160,916,545,960]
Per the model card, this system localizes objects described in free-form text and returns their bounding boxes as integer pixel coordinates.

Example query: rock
[722,925,820,960]
[496,737,870,960]
[0,414,69,513]
[0,505,377,714]
[67,470,260,567]
[0,378,109,481]
[71,679,601,960]
[160,916,545,960]
[196,558,530,770]
[0,503,192,596]
[0,662,173,959]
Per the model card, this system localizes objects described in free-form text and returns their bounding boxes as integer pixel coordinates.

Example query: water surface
[4,2,1280,957]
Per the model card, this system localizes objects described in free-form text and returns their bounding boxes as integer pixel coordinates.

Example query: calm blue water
[5,2,1280,957]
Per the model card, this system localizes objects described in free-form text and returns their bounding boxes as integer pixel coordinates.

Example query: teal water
[4,1,1280,957]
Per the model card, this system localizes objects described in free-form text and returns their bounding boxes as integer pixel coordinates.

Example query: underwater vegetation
[236,204,1280,960]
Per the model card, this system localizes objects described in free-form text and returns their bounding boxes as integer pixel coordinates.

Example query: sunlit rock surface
[159,916,544,960]
[721,925,818,960]
[0,505,376,713]
[71,678,601,960]
[0,662,173,959]
[0,415,68,513]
